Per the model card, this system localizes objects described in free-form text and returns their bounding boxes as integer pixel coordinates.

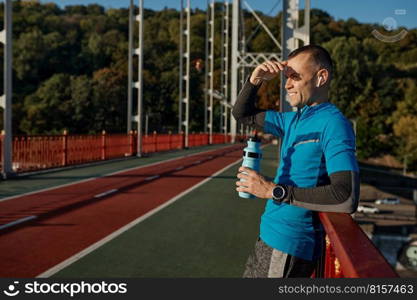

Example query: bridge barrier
[0,131,241,173]
[317,212,398,278]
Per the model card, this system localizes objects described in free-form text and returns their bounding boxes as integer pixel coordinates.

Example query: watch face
[273,186,285,199]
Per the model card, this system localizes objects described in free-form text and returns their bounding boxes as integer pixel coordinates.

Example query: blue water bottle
[239,135,262,199]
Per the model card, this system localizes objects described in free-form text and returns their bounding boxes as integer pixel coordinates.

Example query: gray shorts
[243,238,317,278]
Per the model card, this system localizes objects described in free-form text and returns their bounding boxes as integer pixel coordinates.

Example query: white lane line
[145,175,160,181]
[36,156,244,278]
[175,166,184,171]
[93,189,118,199]
[0,144,240,203]
[0,215,38,231]
[193,160,201,165]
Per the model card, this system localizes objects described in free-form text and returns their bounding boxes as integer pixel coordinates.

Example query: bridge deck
[0,144,276,277]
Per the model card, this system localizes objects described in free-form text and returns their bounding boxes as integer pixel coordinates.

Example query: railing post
[47,136,54,168]
[134,130,138,155]
[129,130,134,156]
[0,130,3,167]
[325,239,343,278]
[153,131,157,152]
[62,129,68,167]
[334,256,342,278]
[324,236,333,278]
[16,136,21,171]
[101,130,106,160]
[168,130,172,150]
[181,131,185,149]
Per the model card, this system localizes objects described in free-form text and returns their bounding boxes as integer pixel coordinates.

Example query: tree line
[0,1,416,170]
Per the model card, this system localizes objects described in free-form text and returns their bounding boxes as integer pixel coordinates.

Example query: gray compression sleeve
[231,80,266,131]
[280,171,360,214]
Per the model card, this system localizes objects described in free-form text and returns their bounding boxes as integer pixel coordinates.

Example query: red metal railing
[0,132,244,173]
[317,212,398,278]
[142,133,184,153]
[189,133,209,147]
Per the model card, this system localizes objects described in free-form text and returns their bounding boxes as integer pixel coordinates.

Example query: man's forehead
[286,52,316,74]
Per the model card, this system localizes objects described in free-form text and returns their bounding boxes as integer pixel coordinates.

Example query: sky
[29,0,417,29]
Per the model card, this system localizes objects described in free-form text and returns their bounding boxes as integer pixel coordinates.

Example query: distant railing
[317,212,398,278]
[0,131,244,173]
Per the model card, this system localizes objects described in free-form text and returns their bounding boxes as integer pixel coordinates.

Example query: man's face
[284,52,320,109]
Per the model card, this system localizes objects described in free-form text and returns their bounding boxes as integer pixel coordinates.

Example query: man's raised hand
[249,60,287,86]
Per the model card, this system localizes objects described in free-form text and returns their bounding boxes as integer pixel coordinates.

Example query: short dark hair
[288,45,333,76]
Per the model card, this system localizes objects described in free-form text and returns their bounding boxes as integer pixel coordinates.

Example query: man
[232,45,360,278]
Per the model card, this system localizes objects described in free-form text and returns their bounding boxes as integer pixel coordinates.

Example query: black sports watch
[272,184,288,202]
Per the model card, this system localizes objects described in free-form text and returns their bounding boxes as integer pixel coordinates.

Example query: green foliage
[90,67,127,133]
[393,115,417,170]
[323,35,407,161]
[20,73,72,134]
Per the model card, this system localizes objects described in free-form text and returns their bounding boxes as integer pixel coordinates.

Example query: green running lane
[51,144,279,278]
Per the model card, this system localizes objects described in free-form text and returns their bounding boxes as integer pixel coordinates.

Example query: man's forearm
[279,171,360,214]
[232,80,265,131]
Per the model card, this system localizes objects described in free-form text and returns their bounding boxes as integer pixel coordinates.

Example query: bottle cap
[248,135,260,143]
[248,130,260,142]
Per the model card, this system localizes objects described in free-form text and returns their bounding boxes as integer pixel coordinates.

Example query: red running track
[0,145,243,277]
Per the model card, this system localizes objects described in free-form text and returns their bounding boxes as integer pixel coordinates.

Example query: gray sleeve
[231,79,266,131]
[280,171,360,214]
